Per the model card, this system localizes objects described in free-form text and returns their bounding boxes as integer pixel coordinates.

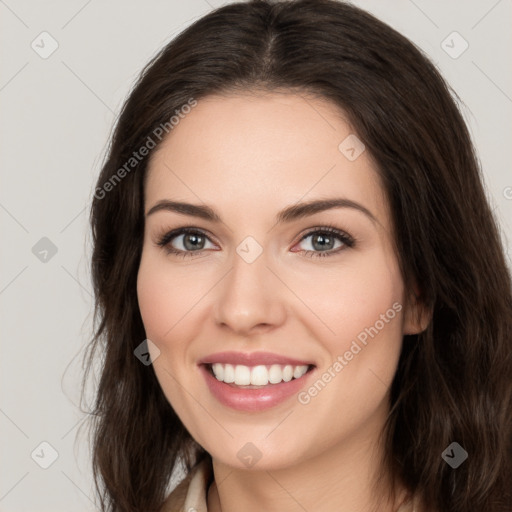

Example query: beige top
[160,457,419,512]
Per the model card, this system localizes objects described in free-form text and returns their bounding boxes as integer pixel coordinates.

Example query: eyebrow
[146,198,378,225]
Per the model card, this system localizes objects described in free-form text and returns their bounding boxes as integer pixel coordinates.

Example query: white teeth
[234,365,251,385]
[293,365,305,378]
[210,363,309,386]
[212,363,224,381]
[282,365,293,382]
[250,365,268,386]
[223,364,235,383]
[268,364,283,384]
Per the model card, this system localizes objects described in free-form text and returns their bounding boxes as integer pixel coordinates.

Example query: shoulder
[159,457,212,512]
[159,471,192,512]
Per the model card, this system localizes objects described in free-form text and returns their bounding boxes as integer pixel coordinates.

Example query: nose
[213,244,287,336]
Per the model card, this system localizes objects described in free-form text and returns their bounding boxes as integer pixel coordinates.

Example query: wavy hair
[83,1,512,510]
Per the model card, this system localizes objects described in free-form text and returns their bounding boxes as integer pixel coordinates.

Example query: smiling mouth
[204,363,316,388]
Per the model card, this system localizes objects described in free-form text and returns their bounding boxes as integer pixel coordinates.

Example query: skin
[137,91,429,512]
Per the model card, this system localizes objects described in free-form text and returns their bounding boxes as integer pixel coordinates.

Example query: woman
[83,1,512,511]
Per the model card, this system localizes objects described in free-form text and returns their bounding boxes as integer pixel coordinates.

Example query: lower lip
[199,364,315,412]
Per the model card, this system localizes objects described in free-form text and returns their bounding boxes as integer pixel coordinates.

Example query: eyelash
[155,224,356,260]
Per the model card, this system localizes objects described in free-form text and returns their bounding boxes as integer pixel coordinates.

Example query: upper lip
[198,351,315,367]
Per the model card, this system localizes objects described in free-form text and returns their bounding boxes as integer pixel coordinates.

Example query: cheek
[290,250,404,350]
[288,248,405,417]
[136,253,204,343]
[136,254,200,418]
[336,270,402,350]
[136,252,214,409]
[136,260,171,341]
[135,253,201,412]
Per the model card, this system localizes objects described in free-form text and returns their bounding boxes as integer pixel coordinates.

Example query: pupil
[184,234,203,251]
[313,234,333,251]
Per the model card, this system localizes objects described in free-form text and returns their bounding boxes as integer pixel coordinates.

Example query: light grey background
[1,1,511,510]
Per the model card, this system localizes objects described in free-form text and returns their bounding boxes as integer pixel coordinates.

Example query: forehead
[145,91,388,225]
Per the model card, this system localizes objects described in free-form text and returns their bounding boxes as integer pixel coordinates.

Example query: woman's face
[137,91,424,470]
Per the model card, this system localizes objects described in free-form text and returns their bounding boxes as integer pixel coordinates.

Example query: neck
[207,406,408,512]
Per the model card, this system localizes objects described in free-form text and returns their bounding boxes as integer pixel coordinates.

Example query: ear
[402,283,432,335]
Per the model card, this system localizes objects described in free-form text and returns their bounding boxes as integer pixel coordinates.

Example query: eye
[293,226,355,258]
[155,225,355,259]
[156,228,217,259]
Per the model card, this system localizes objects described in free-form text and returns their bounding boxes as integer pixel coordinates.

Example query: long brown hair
[83,1,512,510]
